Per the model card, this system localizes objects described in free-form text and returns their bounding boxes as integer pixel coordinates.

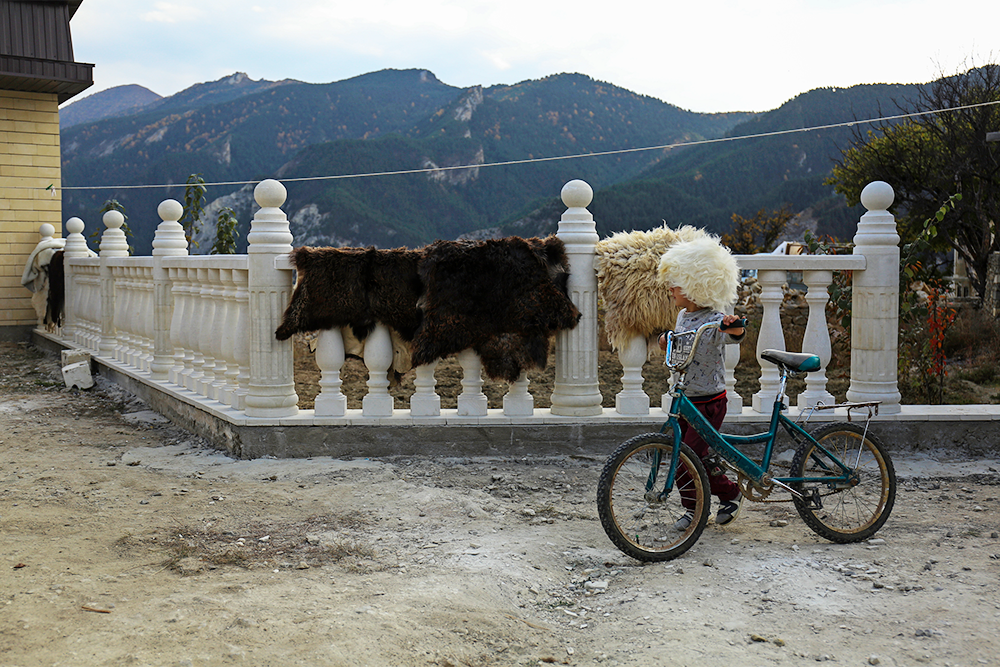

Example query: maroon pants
[676,392,741,510]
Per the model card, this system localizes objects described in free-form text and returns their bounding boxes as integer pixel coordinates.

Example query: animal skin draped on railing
[50,178,903,422]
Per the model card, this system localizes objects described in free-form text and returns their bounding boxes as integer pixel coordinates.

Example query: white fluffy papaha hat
[656,235,739,312]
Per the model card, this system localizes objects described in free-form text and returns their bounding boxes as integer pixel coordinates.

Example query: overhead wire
[38,99,1000,193]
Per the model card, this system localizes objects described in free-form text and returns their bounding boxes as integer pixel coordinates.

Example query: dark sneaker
[716,496,743,526]
[673,512,694,531]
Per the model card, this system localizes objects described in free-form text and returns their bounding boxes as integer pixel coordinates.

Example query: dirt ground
[3,340,1000,667]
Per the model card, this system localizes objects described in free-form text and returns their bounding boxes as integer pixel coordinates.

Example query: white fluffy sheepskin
[595,225,709,351]
[656,235,739,313]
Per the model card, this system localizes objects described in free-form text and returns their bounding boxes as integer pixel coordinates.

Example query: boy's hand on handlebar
[720,316,747,334]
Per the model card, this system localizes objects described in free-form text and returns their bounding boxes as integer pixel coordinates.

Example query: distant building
[1,0,92,340]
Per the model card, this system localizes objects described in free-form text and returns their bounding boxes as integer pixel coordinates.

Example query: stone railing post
[847,181,901,413]
[98,210,129,358]
[244,179,298,418]
[150,200,187,380]
[798,269,835,407]
[61,217,89,343]
[550,180,603,416]
[752,269,787,412]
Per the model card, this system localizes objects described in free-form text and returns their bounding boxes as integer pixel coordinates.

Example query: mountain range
[58,69,923,253]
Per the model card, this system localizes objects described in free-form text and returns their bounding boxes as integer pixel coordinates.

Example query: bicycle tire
[790,422,896,543]
[596,433,711,562]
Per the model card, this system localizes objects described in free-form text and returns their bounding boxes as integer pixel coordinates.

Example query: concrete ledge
[33,330,1000,460]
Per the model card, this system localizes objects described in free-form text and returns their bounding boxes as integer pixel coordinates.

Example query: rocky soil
[2,340,1000,667]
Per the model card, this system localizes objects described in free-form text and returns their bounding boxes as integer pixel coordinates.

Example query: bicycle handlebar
[664,318,746,372]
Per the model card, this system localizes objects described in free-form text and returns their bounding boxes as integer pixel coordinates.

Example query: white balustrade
[51,178,910,428]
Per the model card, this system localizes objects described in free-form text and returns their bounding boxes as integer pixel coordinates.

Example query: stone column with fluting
[847,181,901,414]
[244,179,299,418]
[150,199,188,380]
[98,210,129,358]
[550,180,603,416]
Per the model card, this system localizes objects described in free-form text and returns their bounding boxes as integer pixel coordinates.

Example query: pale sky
[68,0,997,114]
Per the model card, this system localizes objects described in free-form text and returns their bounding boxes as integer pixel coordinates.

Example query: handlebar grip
[720,318,748,331]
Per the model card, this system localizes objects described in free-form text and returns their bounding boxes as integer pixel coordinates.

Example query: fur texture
[411,236,580,382]
[657,234,740,313]
[595,225,708,351]
[275,245,424,344]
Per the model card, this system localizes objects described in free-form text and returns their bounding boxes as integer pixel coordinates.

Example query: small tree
[180,174,207,248]
[721,207,793,254]
[210,207,240,255]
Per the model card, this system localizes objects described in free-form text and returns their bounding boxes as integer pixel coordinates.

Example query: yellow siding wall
[0,89,62,330]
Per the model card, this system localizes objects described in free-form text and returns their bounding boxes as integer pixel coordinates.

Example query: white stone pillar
[503,371,534,417]
[847,181,901,414]
[150,200,187,380]
[798,269,835,408]
[244,179,299,418]
[615,333,649,415]
[98,210,129,358]
[362,323,394,417]
[550,180,603,416]
[456,348,488,416]
[61,217,89,344]
[313,327,347,417]
[410,361,441,417]
[752,269,786,412]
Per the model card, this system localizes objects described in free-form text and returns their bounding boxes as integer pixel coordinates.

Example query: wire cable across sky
[47,99,1000,194]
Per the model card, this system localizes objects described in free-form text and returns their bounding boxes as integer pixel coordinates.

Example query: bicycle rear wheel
[791,422,896,543]
[596,433,710,562]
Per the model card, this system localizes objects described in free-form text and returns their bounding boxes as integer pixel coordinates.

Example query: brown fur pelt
[411,236,581,382]
[595,225,709,351]
[45,250,65,330]
[274,246,424,345]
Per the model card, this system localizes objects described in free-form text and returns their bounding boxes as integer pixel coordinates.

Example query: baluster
[313,328,347,417]
[752,269,786,412]
[456,348,488,417]
[615,333,649,415]
[167,267,186,384]
[410,361,441,417]
[233,274,250,410]
[186,268,207,392]
[179,270,199,389]
[218,269,240,406]
[113,267,129,362]
[362,323,394,417]
[798,269,835,408]
[197,268,219,397]
[503,371,533,417]
[140,268,156,371]
[209,269,229,400]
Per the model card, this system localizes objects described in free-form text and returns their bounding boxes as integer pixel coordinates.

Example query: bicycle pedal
[802,488,823,510]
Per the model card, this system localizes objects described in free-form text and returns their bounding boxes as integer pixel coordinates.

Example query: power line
[39,99,1000,193]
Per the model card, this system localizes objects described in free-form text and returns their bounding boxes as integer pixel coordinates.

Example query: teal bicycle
[597,319,896,562]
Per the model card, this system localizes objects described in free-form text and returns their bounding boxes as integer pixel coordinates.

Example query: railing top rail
[107,257,154,268]
[161,255,249,270]
[735,254,866,271]
[65,257,100,267]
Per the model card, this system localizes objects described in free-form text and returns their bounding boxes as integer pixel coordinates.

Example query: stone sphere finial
[860,181,894,212]
[66,217,84,235]
[38,223,55,238]
[103,209,125,230]
[561,179,593,209]
[254,179,287,209]
[158,199,183,222]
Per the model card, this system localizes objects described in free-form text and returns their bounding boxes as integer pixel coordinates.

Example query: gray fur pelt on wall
[595,225,710,352]
[411,236,581,382]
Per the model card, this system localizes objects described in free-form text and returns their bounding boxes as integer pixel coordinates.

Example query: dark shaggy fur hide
[274,246,424,343]
[411,236,580,382]
[46,250,65,329]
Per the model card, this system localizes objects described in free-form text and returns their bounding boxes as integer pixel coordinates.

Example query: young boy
[656,236,745,528]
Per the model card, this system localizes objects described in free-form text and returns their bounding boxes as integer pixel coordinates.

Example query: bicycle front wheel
[791,422,896,543]
[596,433,710,562]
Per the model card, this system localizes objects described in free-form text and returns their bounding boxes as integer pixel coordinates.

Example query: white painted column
[847,181,902,414]
[615,333,649,415]
[456,348,488,416]
[550,180,603,416]
[752,269,787,411]
[98,210,129,358]
[503,371,534,417]
[313,327,347,417]
[245,179,299,418]
[410,362,442,417]
[151,199,188,381]
[798,269,835,408]
[61,217,90,345]
[362,323,395,417]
